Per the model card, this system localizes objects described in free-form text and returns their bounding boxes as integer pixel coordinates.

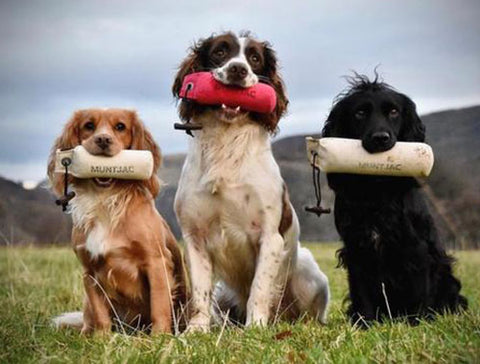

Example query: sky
[1,0,479,183]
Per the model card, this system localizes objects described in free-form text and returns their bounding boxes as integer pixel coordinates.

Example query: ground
[0,243,479,363]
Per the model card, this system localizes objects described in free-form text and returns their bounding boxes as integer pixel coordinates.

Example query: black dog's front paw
[348,308,375,329]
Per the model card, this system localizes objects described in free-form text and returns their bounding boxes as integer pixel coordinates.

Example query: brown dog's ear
[130,112,162,197]
[260,42,289,132]
[47,111,82,196]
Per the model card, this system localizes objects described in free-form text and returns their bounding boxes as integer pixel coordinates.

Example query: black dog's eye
[115,122,126,131]
[355,110,366,120]
[389,108,399,118]
[84,121,95,131]
[250,54,260,63]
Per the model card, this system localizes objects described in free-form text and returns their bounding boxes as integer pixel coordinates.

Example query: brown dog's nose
[227,62,248,81]
[94,134,113,150]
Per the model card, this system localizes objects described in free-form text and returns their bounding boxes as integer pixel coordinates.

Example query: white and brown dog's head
[47,108,161,196]
[172,31,288,132]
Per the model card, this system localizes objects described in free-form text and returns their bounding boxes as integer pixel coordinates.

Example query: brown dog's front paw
[81,321,111,336]
[151,320,172,335]
[80,324,94,336]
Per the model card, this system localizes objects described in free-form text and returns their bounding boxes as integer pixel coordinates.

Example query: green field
[1,244,479,363]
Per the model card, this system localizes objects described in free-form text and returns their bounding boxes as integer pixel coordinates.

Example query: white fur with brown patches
[212,37,258,88]
[175,105,330,331]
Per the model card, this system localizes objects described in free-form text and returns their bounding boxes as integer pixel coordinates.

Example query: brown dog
[48,108,186,334]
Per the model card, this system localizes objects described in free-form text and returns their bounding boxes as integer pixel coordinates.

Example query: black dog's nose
[94,134,113,150]
[227,62,248,81]
[371,131,391,144]
[363,131,395,153]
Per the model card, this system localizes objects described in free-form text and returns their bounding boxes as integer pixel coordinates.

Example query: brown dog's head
[172,31,288,132]
[47,108,161,197]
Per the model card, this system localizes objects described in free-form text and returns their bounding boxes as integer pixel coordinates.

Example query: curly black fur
[323,74,467,326]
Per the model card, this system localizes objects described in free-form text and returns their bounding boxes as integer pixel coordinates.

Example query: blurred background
[0,0,479,247]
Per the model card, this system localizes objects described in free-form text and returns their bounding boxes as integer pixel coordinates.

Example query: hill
[0,178,71,245]
[1,105,478,247]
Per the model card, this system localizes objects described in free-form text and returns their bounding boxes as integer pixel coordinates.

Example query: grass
[0,243,479,363]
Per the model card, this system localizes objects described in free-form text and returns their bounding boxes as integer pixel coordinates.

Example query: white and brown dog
[172,32,329,331]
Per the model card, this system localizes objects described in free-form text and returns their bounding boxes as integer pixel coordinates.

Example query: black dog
[322,74,467,325]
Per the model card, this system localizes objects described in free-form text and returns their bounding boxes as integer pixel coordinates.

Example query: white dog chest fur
[85,223,108,258]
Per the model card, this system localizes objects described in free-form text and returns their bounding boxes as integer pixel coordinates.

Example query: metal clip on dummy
[173,82,203,137]
[55,156,76,212]
[305,152,331,217]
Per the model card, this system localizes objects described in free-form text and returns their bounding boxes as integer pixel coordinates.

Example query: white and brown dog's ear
[172,36,215,121]
[172,36,215,97]
[258,42,289,132]
[47,111,82,196]
[172,51,200,99]
[130,111,162,197]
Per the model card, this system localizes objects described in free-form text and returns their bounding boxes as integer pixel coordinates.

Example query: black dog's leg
[347,266,379,327]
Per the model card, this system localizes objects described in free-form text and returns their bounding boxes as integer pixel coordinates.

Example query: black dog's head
[322,74,425,153]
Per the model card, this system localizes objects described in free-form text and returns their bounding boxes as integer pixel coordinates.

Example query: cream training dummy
[55,145,154,180]
[306,137,434,177]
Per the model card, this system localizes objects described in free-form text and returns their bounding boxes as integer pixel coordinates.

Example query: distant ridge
[1,105,478,247]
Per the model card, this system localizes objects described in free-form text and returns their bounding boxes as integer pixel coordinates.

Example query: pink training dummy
[179,72,277,113]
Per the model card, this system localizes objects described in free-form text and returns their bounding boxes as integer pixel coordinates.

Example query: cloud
[0,0,479,181]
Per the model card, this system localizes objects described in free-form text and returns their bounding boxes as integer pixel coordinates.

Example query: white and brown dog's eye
[115,122,126,131]
[215,49,226,58]
[389,108,399,118]
[355,110,366,120]
[250,54,260,63]
[84,121,95,130]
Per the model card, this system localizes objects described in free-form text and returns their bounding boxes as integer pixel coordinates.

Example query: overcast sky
[1,0,479,183]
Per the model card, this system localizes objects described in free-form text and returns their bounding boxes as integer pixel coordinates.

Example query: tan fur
[48,108,187,334]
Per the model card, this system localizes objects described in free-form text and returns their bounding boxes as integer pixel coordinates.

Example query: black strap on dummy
[173,82,203,137]
[305,152,331,216]
[55,156,76,212]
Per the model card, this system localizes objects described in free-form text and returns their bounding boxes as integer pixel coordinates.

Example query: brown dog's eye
[355,110,366,120]
[389,109,399,118]
[250,54,260,63]
[115,122,126,131]
[84,121,95,131]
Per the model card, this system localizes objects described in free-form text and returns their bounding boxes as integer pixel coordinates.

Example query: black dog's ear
[322,119,335,137]
[399,94,426,142]
[322,101,344,137]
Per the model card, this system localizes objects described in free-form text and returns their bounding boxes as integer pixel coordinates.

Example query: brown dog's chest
[76,232,151,309]
[95,252,148,303]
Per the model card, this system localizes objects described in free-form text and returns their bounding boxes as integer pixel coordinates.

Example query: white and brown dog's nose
[227,62,248,82]
[213,37,259,88]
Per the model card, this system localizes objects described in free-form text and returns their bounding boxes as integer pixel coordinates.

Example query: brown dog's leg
[81,271,112,335]
[147,259,173,334]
